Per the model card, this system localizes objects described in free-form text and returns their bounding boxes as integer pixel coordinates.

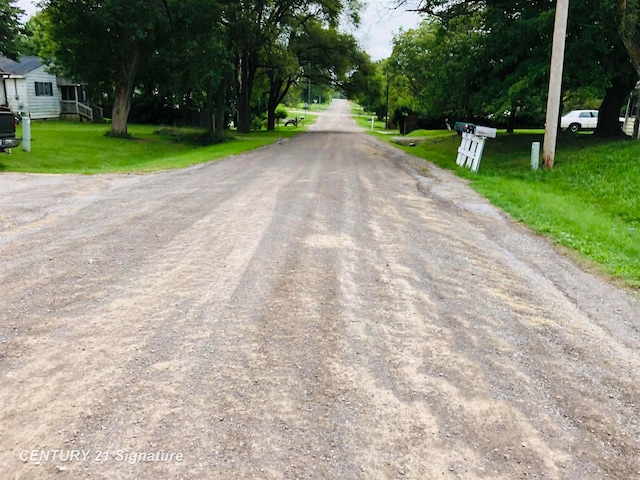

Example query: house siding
[1,65,62,119]
[0,80,6,105]
[3,77,29,113]
[26,66,61,119]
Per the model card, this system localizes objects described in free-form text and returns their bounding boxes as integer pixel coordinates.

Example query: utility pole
[543,0,570,169]
[385,67,390,130]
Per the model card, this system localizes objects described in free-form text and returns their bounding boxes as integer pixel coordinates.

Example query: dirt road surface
[1,100,639,479]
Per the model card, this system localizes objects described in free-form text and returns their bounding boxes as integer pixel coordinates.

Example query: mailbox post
[455,125,497,172]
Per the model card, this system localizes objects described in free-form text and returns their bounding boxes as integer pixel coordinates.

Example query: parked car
[0,108,21,153]
[560,109,598,132]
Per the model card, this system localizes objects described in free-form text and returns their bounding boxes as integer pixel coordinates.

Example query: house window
[60,86,76,101]
[35,82,54,96]
[60,86,88,103]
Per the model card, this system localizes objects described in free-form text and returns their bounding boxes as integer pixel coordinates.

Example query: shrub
[250,114,265,131]
[275,104,288,120]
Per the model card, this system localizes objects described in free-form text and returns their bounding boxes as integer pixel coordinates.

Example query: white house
[0,56,63,119]
[0,56,100,122]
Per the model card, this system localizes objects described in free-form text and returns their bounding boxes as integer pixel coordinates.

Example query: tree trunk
[205,80,218,143]
[617,0,640,79]
[110,50,139,138]
[214,76,228,141]
[594,75,635,138]
[235,53,256,133]
[236,87,251,133]
[506,107,516,133]
[267,76,295,131]
[266,108,276,131]
[266,76,282,131]
[204,69,229,143]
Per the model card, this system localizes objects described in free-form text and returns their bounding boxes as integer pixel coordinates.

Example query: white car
[561,110,598,132]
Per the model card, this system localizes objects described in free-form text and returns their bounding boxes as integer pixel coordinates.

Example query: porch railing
[61,100,103,122]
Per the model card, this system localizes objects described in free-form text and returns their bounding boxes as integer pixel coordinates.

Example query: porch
[60,100,104,123]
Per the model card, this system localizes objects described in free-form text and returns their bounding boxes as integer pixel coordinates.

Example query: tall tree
[154,0,231,141]
[223,0,361,133]
[617,0,640,77]
[344,57,386,119]
[389,15,486,122]
[253,21,364,131]
[296,22,364,90]
[0,0,23,60]
[392,0,636,135]
[262,44,300,131]
[289,21,365,125]
[40,0,174,137]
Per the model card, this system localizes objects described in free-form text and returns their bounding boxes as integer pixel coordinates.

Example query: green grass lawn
[356,117,640,289]
[352,114,386,132]
[1,119,314,174]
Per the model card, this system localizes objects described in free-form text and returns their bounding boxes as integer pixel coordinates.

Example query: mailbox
[474,125,497,138]
[453,121,475,135]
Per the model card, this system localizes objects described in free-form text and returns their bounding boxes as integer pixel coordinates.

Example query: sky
[356,1,422,60]
[15,0,422,61]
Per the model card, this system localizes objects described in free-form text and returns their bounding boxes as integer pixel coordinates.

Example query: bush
[275,104,288,120]
[275,104,288,127]
[250,114,265,131]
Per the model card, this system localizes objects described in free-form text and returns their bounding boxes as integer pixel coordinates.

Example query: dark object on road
[0,108,21,153]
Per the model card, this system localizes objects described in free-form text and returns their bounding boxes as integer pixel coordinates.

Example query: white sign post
[455,125,496,172]
[531,142,541,170]
[22,115,31,152]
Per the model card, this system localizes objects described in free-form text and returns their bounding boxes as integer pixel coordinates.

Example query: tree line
[1,0,371,140]
[353,0,640,137]
[7,0,639,138]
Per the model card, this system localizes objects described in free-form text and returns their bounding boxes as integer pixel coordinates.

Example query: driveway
[1,99,639,479]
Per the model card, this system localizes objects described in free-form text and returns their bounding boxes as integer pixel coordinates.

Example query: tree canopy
[0,0,24,60]
[390,0,637,136]
[224,0,362,132]
[27,0,366,137]
[15,0,640,140]
[39,0,177,136]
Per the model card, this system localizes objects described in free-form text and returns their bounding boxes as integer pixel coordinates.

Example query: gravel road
[1,99,639,479]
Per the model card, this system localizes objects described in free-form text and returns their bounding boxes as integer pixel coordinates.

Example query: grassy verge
[352,114,386,132]
[350,104,387,131]
[1,118,315,174]
[292,101,331,112]
[356,114,640,289]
